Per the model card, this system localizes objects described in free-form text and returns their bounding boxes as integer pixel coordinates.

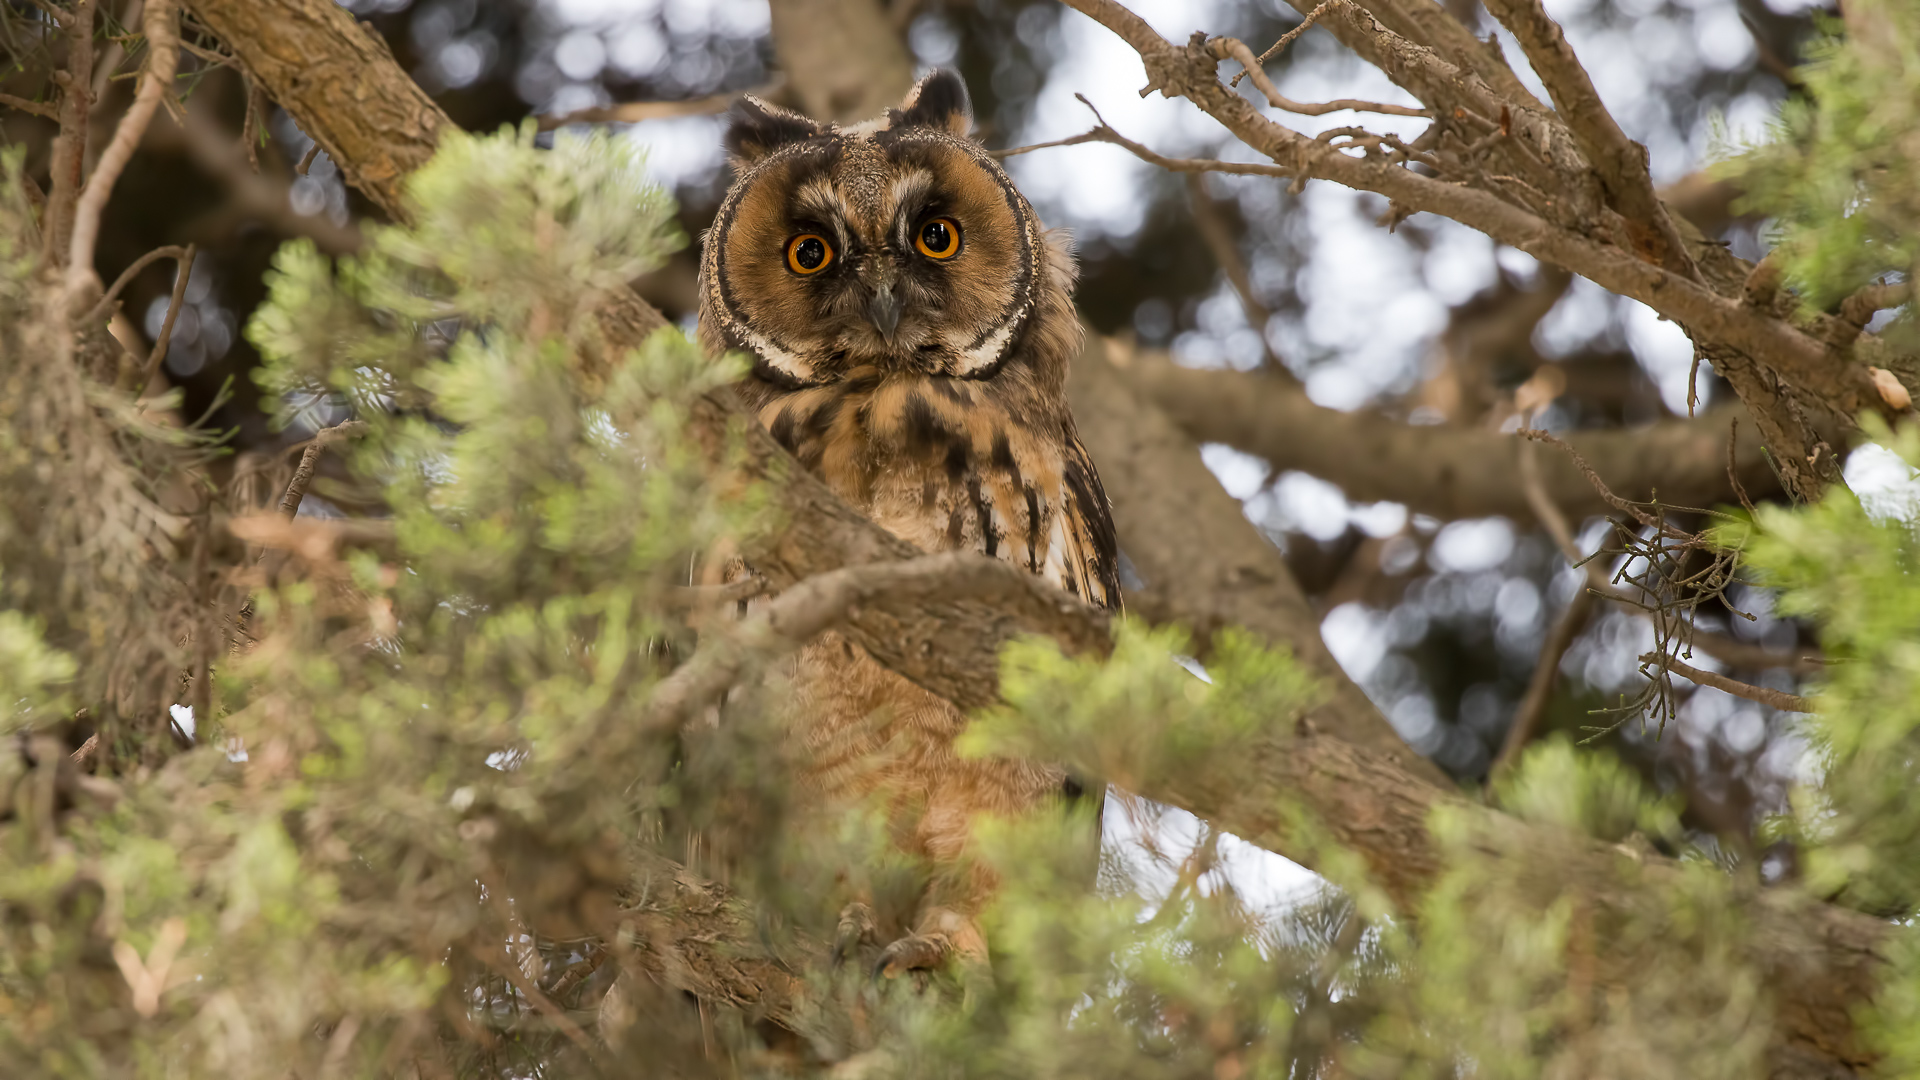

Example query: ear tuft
[725,95,823,165]
[891,70,973,137]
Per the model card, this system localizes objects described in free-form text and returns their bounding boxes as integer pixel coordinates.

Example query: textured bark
[188,1,1894,1072]
[1124,355,1780,521]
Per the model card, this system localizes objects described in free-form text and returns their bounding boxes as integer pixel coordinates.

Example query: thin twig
[67,0,180,303]
[173,37,234,68]
[996,96,1294,181]
[83,243,188,324]
[543,950,608,1000]
[1726,418,1757,516]
[645,552,1112,735]
[1208,35,1428,118]
[537,78,784,130]
[86,0,137,120]
[70,733,101,769]
[132,242,195,393]
[668,576,769,609]
[279,420,369,519]
[1185,172,1296,380]
[240,77,266,174]
[1232,0,1340,87]
[469,944,598,1059]
[1639,651,1813,713]
[295,141,321,175]
[0,91,59,120]
[1517,427,1690,539]
[1494,437,1599,779]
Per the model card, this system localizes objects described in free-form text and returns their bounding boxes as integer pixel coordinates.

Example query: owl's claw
[871,930,952,981]
[831,902,877,969]
[871,906,987,981]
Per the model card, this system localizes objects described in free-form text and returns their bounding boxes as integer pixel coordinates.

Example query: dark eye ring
[786,233,833,274]
[915,217,961,260]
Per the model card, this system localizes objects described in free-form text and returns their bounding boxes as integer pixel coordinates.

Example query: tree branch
[1114,348,1776,521]
[67,0,179,304]
[1638,651,1814,714]
[127,242,193,394]
[83,243,189,325]
[1056,0,1889,433]
[41,0,97,268]
[538,79,784,131]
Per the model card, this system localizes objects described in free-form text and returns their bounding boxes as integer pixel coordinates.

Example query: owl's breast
[757,369,1117,609]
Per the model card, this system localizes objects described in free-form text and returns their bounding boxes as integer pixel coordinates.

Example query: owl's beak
[864,284,903,344]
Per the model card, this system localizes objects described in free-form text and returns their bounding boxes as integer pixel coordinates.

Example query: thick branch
[1118,351,1776,521]
[1067,337,1449,787]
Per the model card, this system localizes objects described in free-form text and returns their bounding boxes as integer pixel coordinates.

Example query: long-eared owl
[697,71,1119,976]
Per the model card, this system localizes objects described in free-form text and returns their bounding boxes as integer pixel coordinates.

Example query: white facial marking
[947,305,1024,376]
[741,325,817,382]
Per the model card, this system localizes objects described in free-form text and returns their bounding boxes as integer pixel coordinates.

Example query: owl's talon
[871,931,952,981]
[831,902,877,969]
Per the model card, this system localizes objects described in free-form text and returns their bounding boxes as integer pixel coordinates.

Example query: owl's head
[699,71,1068,389]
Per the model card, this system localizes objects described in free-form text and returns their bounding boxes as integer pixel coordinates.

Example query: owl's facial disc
[711,128,1043,384]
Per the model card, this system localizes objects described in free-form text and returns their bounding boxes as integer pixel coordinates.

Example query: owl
[698,70,1120,978]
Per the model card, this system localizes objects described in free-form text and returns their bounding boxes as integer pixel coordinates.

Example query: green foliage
[1723,2,1920,321]
[1,125,766,1077]
[966,623,1322,795]
[1727,418,1920,1074]
[1359,741,1766,1080]
[1735,420,1920,915]
[1494,737,1681,845]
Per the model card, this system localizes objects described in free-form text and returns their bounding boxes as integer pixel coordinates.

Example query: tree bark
[1124,354,1780,521]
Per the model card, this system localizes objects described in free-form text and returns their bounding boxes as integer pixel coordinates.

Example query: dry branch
[84,243,189,325]
[538,79,784,130]
[128,243,193,394]
[1211,33,1428,118]
[1233,0,1339,85]
[647,552,1113,735]
[67,0,180,302]
[1639,651,1813,714]
[1056,0,1889,450]
[1480,0,1695,276]
[0,91,60,120]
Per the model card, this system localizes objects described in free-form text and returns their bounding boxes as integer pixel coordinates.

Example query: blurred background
[1,0,1866,905]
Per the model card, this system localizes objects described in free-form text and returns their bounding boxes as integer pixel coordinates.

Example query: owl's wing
[1056,424,1121,613]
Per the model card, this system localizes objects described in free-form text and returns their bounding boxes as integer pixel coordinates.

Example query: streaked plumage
[698,70,1119,975]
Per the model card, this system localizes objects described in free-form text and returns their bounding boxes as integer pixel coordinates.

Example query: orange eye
[915,217,961,260]
[786,233,834,274]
